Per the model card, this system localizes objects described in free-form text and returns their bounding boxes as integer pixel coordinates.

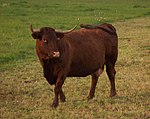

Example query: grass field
[0,0,150,119]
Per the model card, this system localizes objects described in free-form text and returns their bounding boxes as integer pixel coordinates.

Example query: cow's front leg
[52,75,65,108]
[60,89,66,102]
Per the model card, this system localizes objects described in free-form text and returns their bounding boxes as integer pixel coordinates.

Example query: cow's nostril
[52,52,55,55]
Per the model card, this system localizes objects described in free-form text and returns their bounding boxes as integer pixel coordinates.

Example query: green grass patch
[0,0,150,71]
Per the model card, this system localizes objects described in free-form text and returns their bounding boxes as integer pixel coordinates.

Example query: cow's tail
[102,23,116,34]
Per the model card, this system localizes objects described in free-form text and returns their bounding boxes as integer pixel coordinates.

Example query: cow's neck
[57,38,70,59]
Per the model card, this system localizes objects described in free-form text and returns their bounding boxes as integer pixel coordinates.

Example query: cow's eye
[43,39,47,43]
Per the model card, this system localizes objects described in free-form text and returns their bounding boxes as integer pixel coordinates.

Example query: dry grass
[0,17,150,119]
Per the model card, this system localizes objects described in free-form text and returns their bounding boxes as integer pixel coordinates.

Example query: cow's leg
[59,88,66,102]
[52,74,65,108]
[88,68,103,100]
[106,62,116,97]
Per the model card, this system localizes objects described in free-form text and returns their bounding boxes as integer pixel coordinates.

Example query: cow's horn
[55,25,77,34]
[30,24,40,32]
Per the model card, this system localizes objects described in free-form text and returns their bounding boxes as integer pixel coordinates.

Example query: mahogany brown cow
[31,23,118,108]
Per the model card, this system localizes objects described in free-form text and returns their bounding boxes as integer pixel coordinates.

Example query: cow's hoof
[110,92,116,97]
[51,103,58,108]
[87,95,94,101]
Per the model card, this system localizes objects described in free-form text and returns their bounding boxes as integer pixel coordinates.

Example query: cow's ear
[32,32,42,40]
[56,32,64,40]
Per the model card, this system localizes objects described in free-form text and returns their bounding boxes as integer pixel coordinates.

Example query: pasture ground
[0,17,150,119]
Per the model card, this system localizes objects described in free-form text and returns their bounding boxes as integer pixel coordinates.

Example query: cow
[30,23,118,108]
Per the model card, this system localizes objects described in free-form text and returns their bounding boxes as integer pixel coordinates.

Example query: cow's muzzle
[48,51,60,59]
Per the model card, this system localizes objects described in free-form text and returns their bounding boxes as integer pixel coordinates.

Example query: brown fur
[31,23,118,108]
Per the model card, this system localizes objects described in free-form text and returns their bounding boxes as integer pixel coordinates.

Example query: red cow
[31,23,118,108]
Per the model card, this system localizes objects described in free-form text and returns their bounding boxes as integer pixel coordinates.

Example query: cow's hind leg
[106,62,116,97]
[88,68,104,100]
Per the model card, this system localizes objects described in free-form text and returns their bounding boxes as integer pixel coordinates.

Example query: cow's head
[30,25,77,59]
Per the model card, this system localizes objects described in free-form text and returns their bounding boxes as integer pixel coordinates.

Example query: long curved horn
[30,24,33,32]
[30,24,40,32]
[55,25,77,34]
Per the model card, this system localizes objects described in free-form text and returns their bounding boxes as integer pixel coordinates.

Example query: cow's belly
[67,56,105,77]
[67,66,100,77]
